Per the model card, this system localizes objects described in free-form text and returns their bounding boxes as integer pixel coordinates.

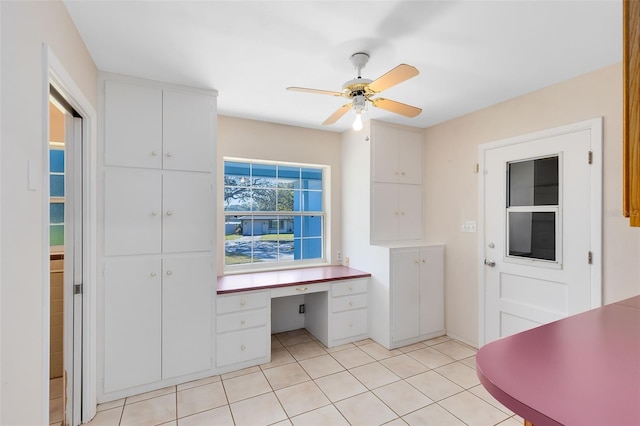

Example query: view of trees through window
[224,160,324,267]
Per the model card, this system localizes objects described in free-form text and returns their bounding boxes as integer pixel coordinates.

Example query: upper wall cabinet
[371,123,423,185]
[623,0,640,226]
[105,80,215,172]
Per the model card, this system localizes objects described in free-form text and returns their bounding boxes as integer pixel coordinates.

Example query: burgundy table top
[476,295,640,426]
[217,265,371,294]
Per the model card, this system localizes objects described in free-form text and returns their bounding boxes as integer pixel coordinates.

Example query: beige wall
[216,115,342,272]
[0,1,97,423]
[423,62,640,347]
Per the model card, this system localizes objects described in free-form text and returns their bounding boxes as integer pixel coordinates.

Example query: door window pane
[508,211,556,261]
[508,157,558,206]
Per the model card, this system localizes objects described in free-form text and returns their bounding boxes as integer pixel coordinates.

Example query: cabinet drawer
[270,282,330,298]
[331,309,367,341]
[216,291,268,314]
[216,326,269,368]
[332,279,368,297]
[217,309,268,333]
[332,294,367,313]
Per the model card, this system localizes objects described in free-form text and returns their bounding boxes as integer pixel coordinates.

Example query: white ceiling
[63,0,622,133]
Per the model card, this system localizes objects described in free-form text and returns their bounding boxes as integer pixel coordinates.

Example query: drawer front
[331,309,367,341]
[217,309,268,333]
[216,326,269,368]
[332,279,368,297]
[216,291,268,314]
[270,282,330,298]
[332,294,367,313]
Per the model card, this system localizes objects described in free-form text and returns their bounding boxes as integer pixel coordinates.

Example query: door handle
[484,259,496,267]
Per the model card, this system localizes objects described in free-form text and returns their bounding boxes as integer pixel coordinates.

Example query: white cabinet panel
[371,124,423,185]
[104,257,162,392]
[162,173,214,253]
[332,294,367,313]
[391,249,421,342]
[331,310,367,341]
[162,255,214,379]
[396,131,423,184]
[104,81,162,169]
[397,184,423,241]
[217,309,268,334]
[163,90,215,172]
[419,246,445,335]
[216,291,268,314]
[372,183,423,243]
[332,278,368,297]
[104,168,162,256]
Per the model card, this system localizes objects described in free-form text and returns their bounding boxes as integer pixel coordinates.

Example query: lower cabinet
[103,254,213,393]
[215,291,270,371]
[391,245,444,345]
[329,279,368,344]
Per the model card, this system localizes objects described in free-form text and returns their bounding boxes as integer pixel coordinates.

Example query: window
[50,146,65,250]
[224,159,325,269]
[506,156,560,263]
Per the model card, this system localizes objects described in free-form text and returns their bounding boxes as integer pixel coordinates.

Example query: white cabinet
[371,123,423,184]
[104,80,215,172]
[372,183,423,242]
[370,121,424,243]
[215,291,270,371]
[104,169,213,256]
[100,75,217,399]
[103,255,213,392]
[391,245,444,345]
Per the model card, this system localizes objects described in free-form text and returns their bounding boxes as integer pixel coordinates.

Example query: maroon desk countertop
[476,295,640,426]
[217,265,371,294]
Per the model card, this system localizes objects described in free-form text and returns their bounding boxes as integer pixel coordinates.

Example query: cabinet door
[162,173,214,253]
[162,255,213,379]
[104,257,162,392]
[104,80,162,169]
[104,168,162,255]
[391,249,421,342]
[163,89,215,172]
[397,184,423,241]
[397,130,423,185]
[371,182,399,242]
[371,128,400,183]
[419,246,445,335]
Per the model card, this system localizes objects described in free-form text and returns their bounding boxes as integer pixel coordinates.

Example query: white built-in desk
[215,266,371,373]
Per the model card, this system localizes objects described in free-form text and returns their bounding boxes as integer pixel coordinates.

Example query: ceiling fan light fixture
[352,94,367,131]
[352,110,364,131]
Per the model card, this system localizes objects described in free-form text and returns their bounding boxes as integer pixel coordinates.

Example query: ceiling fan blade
[287,87,343,97]
[371,98,422,118]
[367,64,419,93]
[322,104,352,125]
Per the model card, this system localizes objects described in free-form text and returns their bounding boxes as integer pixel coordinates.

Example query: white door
[391,248,420,342]
[480,119,602,344]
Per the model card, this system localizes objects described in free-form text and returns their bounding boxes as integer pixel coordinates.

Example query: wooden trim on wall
[623,0,640,226]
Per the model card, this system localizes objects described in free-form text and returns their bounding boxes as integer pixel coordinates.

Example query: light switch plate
[462,221,477,233]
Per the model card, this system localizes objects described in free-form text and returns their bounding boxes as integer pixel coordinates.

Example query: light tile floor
[86,331,524,426]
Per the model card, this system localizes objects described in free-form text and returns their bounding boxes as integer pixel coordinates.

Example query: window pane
[50,203,64,224]
[224,215,251,265]
[50,175,64,197]
[50,149,64,173]
[224,162,250,186]
[301,168,322,190]
[252,188,277,211]
[302,238,322,260]
[508,157,558,206]
[224,186,251,211]
[302,216,322,237]
[301,191,322,211]
[252,164,276,188]
[50,225,64,246]
[508,211,556,261]
[278,166,299,189]
[277,189,294,211]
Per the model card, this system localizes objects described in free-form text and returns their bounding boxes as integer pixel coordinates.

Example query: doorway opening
[48,85,83,426]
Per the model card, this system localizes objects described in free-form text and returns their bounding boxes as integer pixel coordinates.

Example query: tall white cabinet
[99,74,217,400]
[342,120,445,349]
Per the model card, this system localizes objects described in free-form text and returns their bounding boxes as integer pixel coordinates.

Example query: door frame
[477,118,603,346]
[42,45,98,425]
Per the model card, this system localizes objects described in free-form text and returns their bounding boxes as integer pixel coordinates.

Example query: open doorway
[48,86,83,426]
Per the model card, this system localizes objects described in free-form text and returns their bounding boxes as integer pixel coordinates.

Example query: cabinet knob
[394,171,399,176]
[166,152,173,158]
[151,151,158,157]
[401,171,406,176]
[296,287,308,292]
[151,272,157,277]
[151,210,158,216]
[422,259,426,263]
[414,259,420,264]
[348,286,353,291]
[166,211,173,216]
[240,345,246,351]
[348,323,353,328]
[240,320,245,326]
[349,301,353,306]
[240,299,246,306]
[400,211,405,216]
[166,270,172,276]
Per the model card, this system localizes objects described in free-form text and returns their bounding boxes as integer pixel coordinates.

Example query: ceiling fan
[287,52,422,131]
